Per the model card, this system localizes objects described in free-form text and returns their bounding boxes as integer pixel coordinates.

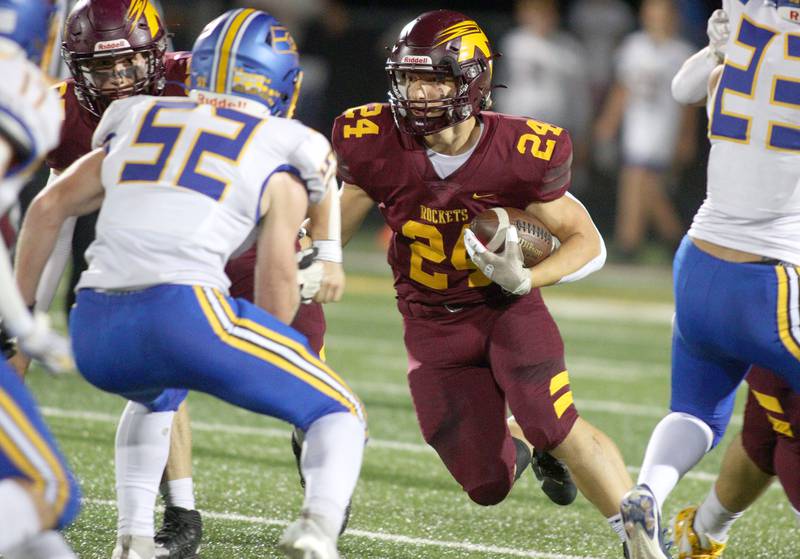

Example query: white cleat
[111,535,155,559]
[620,484,671,559]
[278,515,340,559]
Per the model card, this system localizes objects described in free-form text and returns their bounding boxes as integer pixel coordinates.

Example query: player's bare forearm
[340,182,374,246]
[525,196,604,288]
[307,186,335,243]
[306,183,345,302]
[255,173,307,323]
[15,149,105,305]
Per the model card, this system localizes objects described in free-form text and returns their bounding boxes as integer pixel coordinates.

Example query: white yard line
[83,497,605,559]
[41,406,744,479]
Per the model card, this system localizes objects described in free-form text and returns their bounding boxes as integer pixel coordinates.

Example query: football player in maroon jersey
[332,10,634,553]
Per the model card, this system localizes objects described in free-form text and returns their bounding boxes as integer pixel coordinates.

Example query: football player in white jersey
[0,1,82,559]
[620,2,800,558]
[14,8,366,559]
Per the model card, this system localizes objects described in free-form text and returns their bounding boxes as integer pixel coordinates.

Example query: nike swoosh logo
[472,193,495,200]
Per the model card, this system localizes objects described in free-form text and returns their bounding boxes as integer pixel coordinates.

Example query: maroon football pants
[225,247,326,355]
[399,290,579,506]
[742,366,800,510]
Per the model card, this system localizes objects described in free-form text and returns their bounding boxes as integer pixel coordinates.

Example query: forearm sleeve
[671,47,720,105]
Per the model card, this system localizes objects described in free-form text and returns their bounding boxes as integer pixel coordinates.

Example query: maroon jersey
[333,103,572,308]
[46,51,192,172]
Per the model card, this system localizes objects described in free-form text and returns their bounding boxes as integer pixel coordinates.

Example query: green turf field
[27,255,798,558]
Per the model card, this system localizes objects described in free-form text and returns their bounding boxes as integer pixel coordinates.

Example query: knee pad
[466,478,512,507]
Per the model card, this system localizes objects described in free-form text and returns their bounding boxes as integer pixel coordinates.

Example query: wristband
[312,239,343,263]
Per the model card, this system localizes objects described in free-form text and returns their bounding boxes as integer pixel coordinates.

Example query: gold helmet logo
[126,0,161,37]
[434,20,490,63]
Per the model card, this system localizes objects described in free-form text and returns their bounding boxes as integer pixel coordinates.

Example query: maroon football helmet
[386,10,495,136]
[62,0,168,116]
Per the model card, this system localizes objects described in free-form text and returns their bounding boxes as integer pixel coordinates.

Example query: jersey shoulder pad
[164,51,191,95]
[277,119,334,204]
[491,112,573,202]
[332,102,396,185]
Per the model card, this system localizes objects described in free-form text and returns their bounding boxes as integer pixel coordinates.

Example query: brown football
[469,207,557,268]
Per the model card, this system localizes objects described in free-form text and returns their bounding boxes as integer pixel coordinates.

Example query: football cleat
[278,513,340,559]
[531,449,578,506]
[620,484,671,559]
[291,429,351,535]
[154,506,202,558]
[111,535,155,559]
[673,506,726,558]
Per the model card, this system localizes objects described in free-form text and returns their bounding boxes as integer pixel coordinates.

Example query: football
[469,207,557,268]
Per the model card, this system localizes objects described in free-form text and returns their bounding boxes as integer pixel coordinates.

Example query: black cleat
[291,427,306,488]
[154,506,202,558]
[531,450,578,506]
[291,428,351,535]
[511,437,532,481]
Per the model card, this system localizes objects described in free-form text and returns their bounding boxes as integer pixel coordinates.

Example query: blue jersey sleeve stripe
[256,163,301,222]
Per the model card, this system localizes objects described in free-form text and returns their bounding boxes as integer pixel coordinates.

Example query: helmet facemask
[387,57,490,135]
[64,40,166,117]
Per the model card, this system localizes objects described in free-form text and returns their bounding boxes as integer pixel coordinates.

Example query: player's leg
[168,287,366,554]
[614,166,647,258]
[490,294,630,543]
[72,285,366,556]
[112,393,185,559]
[624,238,754,559]
[401,304,518,506]
[641,169,682,248]
[674,366,788,559]
[155,401,202,559]
[226,248,338,528]
[0,363,80,559]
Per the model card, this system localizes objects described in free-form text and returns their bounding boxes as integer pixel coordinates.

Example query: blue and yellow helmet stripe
[191,8,302,118]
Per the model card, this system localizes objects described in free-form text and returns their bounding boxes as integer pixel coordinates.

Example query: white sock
[637,412,713,507]
[694,485,742,543]
[301,412,366,540]
[4,530,76,559]
[116,401,174,537]
[607,513,626,543]
[160,478,195,510]
[0,479,42,552]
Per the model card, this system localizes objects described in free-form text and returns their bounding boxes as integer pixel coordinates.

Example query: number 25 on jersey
[710,17,800,152]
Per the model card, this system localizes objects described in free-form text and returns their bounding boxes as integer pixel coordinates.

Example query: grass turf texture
[28,257,798,558]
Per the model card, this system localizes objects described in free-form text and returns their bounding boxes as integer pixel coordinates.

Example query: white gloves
[464,227,532,296]
[707,9,730,62]
[17,313,74,374]
[297,247,325,303]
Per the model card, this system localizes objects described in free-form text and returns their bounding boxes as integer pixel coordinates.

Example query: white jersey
[0,38,63,211]
[690,0,800,264]
[615,31,694,166]
[78,93,335,292]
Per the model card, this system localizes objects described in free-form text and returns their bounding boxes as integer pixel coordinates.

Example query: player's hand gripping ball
[468,207,556,268]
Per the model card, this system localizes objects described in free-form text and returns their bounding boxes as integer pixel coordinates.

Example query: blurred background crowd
[50,0,725,264]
